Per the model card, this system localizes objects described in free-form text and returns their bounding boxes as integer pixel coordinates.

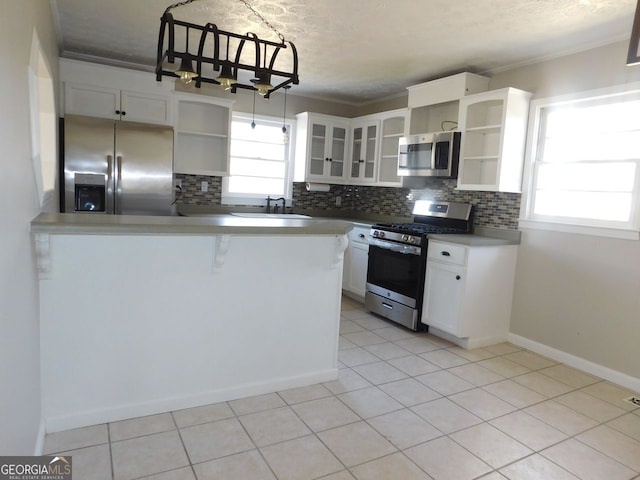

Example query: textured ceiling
[51,0,637,104]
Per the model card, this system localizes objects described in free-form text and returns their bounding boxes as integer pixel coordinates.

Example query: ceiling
[51,0,637,105]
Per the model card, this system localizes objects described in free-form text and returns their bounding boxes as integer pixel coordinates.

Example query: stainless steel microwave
[397,131,461,178]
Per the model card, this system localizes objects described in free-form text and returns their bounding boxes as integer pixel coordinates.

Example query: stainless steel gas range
[364,200,473,331]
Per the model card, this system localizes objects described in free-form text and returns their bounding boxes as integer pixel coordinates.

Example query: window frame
[222,112,296,206]
[520,82,640,240]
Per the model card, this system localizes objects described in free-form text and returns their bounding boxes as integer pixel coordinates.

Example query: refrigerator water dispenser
[74,173,105,212]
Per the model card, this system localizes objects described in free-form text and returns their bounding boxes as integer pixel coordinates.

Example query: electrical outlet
[335,196,342,207]
[201,181,208,192]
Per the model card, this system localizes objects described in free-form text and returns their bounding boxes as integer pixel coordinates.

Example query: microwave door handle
[106,155,115,214]
[430,143,438,170]
[398,151,408,168]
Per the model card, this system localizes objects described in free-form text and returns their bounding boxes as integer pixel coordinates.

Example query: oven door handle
[369,238,421,256]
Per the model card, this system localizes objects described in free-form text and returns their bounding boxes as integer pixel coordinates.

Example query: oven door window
[367,245,423,299]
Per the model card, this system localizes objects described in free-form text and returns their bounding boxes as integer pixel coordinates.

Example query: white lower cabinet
[342,224,371,298]
[421,240,518,348]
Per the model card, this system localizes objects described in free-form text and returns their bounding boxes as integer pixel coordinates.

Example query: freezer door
[63,115,115,213]
[114,122,174,215]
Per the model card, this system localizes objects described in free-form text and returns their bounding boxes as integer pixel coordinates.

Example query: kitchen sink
[230,212,311,219]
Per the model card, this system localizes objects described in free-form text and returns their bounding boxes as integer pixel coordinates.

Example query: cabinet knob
[441,251,451,256]
[121,111,126,116]
[358,234,365,238]
[456,275,461,280]
[115,110,120,115]
[325,157,329,162]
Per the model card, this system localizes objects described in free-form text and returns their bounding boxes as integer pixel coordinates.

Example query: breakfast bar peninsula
[31,213,351,432]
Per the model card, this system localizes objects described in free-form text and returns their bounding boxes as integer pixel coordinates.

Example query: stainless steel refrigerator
[62,114,174,215]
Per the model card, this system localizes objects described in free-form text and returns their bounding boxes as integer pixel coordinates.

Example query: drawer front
[427,241,467,265]
[350,226,370,245]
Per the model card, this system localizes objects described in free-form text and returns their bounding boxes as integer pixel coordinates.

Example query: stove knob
[372,230,379,237]
[402,234,408,242]
[407,237,414,244]
[379,231,385,239]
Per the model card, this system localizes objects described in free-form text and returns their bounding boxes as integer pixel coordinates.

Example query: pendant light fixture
[216,37,236,90]
[251,89,256,129]
[156,0,299,98]
[175,27,197,84]
[281,85,290,143]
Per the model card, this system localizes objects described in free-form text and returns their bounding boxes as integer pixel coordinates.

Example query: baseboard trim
[508,333,640,393]
[44,368,338,434]
[429,327,507,350]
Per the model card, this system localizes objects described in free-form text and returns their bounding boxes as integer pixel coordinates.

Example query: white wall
[0,1,58,453]
[490,41,640,384]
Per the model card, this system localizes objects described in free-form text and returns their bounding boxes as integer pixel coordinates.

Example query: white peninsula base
[37,231,347,432]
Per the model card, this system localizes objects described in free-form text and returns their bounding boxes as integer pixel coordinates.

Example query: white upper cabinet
[173,94,233,176]
[407,73,491,108]
[296,110,409,187]
[457,87,532,192]
[377,109,408,186]
[64,83,172,125]
[60,58,173,125]
[295,112,350,183]
[348,120,379,183]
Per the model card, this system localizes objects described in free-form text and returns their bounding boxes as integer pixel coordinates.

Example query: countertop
[429,227,521,246]
[30,212,353,236]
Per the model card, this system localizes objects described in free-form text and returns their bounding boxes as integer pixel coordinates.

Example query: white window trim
[221,112,296,206]
[28,29,57,209]
[519,82,640,240]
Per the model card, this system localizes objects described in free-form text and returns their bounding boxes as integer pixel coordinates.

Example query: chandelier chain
[164,0,198,15]
[237,0,286,43]
[165,0,285,43]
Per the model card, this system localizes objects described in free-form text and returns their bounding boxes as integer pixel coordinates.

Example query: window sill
[518,219,640,240]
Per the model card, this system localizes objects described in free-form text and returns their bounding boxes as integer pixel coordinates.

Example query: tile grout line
[338,305,640,478]
[107,422,115,480]
[168,410,198,480]
[44,299,640,479]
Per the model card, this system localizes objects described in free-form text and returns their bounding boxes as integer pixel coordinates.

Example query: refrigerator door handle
[106,155,115,214]
[115,155,123,215]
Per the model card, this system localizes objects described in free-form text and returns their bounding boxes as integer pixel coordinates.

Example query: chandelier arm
[166,13,176,63]
[195,23,221,87]
[267,45,281,71]
[155,15,170,80]
[244,33,262,76]
[287,41,299,83]
[264,78,293,98]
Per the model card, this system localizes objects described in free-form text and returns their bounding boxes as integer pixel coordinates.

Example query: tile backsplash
[293,181,521,230]
[176,174,521,230]
[175,174,221,205]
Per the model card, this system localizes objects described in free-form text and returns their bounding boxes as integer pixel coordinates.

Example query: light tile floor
[44,297,640,480]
